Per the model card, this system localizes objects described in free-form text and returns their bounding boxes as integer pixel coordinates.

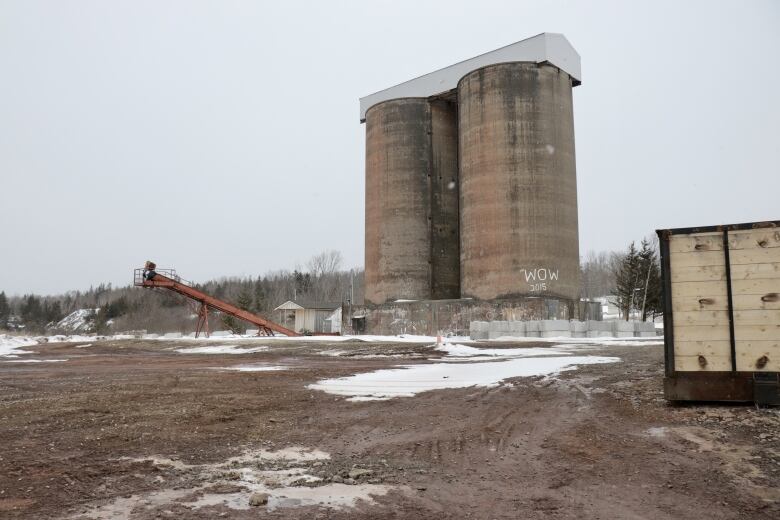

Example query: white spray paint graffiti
[520,268,559,293]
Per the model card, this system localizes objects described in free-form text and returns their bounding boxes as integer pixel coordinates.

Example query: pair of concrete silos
[361,34,581,306]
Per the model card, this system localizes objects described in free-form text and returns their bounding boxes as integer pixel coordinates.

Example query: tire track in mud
[0,339,778,519]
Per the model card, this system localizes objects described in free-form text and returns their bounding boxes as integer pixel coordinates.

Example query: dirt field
[1,337,778,519]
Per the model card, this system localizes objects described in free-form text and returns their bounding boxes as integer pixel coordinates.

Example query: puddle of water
[78,489,197,519]
[190,482,394,512]
[308,356,620,400]
[81,446,392,517]
[265,483,394,511]
[124,446,329,470]
[227,446,330,463]
[121,456,195,471]
[174,345,268,355]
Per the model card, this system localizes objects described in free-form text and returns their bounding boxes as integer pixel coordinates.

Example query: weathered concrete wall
[346,297,578,336]
[364,99,432,304]
[458,62,580,301]
[429,99,460,300]
[364,98,460,304]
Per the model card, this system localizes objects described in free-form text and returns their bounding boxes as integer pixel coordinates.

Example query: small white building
[273,300,341,334]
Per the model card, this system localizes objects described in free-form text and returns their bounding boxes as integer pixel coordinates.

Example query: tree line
[1,243,663,335]
[0,250,364,335]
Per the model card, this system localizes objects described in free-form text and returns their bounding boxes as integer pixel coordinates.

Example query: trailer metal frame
[657,220,780,405]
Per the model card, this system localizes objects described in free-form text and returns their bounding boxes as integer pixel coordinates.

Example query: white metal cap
[359,33,581,122]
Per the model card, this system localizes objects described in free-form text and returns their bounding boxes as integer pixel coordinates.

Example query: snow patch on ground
[56,308,97,333]
[159,333,473,343]
[175,345,269,355]
[310,342,620,401]
[1,333,137,360]
[489,335,663,346]
[0,335,37,358]
[308,355,620,401]
[318,349,426,359]
[212,364,289,372]
[42,334,107,343]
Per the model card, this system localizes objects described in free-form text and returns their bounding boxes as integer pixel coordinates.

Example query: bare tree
[580,250,622,299]
[306,250,343,278]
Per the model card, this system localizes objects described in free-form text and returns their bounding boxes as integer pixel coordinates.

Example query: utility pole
[349,269,354,335]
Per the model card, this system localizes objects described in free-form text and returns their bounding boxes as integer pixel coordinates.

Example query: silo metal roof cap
[359,32,581,122]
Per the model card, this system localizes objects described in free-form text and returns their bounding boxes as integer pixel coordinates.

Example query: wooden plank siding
[671,262,780,283]
[731,229,780,371]
[668,227,780,373]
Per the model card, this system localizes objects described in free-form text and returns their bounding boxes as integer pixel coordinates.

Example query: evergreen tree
[20,295,44,331]
[633,239,664,321]
[293,270,312,298]
[253,278,266,313]
[636,239,653,320]
[220,314,242,334]
[612,242,640,320]
[94,307,110,334]
[237,287,253,312]
[0,291,9,329]
[43,300,63,325]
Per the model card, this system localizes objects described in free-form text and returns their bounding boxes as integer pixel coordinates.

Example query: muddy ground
[0,338,778,519]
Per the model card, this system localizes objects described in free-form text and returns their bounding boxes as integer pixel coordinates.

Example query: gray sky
[1,0,778,295]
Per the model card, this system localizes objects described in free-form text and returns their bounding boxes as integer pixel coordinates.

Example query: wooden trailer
[657,220,780,404]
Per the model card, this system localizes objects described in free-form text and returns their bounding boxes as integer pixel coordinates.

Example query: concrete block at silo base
[245,329,259,336]
[469,321,489,340]
[211,330,232,337]
[585,321,613,338]
[613,321,635,338]
[570,321,588,338]
[477,321,490,340]
[634,322,656,337]
[541,330,572,338]
[539,320,569,331]
[141,333,159,339]
[509,321,526,336]
[540,319,571,338]
[163,332,182,339]
[488,321,511,339]
[525,320,541,338]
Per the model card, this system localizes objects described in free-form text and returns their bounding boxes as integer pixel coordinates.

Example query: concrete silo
[428,98,460,300]
[458,62,580,301]
[363,98,460,305]
[360,33,582,320]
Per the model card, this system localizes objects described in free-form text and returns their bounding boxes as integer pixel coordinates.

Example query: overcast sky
[1,0,778,295]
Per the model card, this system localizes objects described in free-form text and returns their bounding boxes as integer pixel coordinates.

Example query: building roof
[274,300,341,311]
[359,32,581,122]
[274,300,304,311]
